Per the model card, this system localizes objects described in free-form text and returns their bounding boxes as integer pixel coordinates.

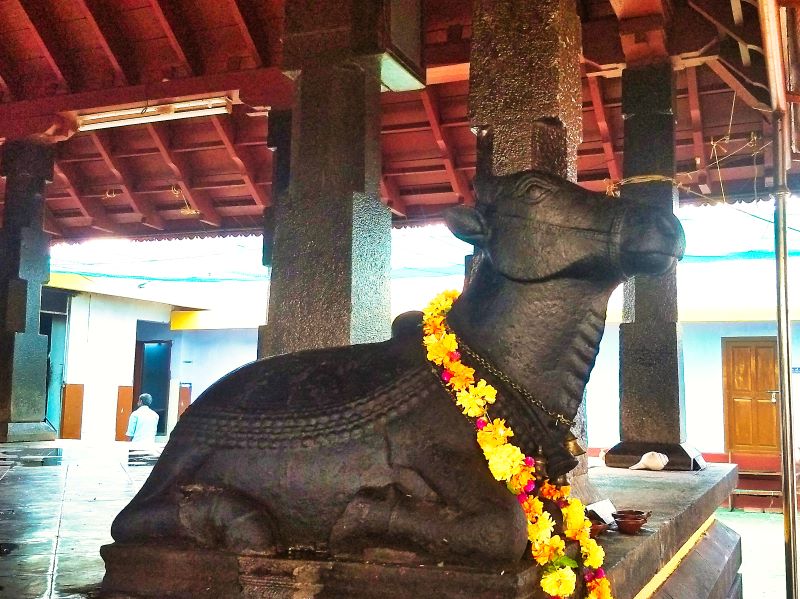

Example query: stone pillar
[0,140,56,442]
[469,0,582,179]
[469,0,599,498]
[262,56,391,356]
[604,64,703,470]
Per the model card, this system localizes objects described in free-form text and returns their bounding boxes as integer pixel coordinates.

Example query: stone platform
[101,464,740,599]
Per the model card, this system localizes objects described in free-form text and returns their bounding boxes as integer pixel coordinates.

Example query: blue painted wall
[586,320,800,453]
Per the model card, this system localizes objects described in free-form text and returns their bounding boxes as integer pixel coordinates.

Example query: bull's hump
[172,336,434,450]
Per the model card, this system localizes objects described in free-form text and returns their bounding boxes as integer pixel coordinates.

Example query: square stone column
[261,56,391,356]
[470,0,582,179]
[0,140,56,441]
[604,64,703,470]
[469,0,598,498]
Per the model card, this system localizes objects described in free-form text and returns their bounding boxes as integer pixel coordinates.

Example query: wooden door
[116,386,134,441]
[723,337,780,454]
[60,384,84,440]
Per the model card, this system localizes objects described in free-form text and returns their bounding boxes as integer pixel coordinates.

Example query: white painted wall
[64,293,172,442]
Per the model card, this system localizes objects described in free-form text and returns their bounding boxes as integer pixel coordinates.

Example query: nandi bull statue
[110,168,684,569]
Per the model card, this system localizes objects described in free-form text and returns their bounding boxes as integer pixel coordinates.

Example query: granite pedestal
[101,465,739,599]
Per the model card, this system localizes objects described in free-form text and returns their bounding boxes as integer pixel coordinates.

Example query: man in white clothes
[126,393,160,443]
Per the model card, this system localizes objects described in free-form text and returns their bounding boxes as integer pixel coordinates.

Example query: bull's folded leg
[329,484,527,565]
[111,500,183,543]
[178,485,278,554]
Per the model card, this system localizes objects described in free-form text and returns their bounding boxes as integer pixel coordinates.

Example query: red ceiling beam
[15,0,73,91]
[685,66,711,194]
[419,87,474,205]
[147,0,203,76]
[0,43,19,101]
[0,68,293,141]
[53,163,118,233]
[225,0,272,67]
[380,175,406,217]
[73,0,137,85]
[145,124,223,226]
[586,77,621,181]
[209,115,270,207]
[87,132,166,230]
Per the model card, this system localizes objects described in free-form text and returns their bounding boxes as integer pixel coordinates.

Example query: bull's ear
[444,206,488,248]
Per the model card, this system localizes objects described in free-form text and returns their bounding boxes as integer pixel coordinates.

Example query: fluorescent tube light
[76,97,233,131]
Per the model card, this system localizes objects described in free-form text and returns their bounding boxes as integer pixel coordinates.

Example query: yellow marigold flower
[456,388,487,417]
[521,496,544,519]
[581,538,605,569]
[540,566,576,598]
[471,379,497,403]
[425,333,458,365]
[527,511,555,544]
[562,498,586,533]
[531,534,565,565]
[447,361,475,391]
[588,577,613,599]
[477,418,514,451]
[484,442,524,481]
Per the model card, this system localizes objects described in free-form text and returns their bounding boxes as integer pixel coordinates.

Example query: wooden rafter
[145,124,223,226]
[0,42,19,101]
[226,0,271,67]
[706,59,771,112]
[53,162,118,233]
[419,87,474,205]
[380,175,406,217]
[42,208,63,237]
[209,115,270,207]
[15,0,72,91]
[73,0,137,85]
[685,67,711,194]
[87,132,165,230]
[586,77,621,181]
[147,0,203,76]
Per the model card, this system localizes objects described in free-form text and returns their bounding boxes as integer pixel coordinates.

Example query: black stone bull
[111,169,684,565]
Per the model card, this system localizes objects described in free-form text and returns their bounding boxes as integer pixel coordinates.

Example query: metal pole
[773,108,799,599]
[758,0,798,592]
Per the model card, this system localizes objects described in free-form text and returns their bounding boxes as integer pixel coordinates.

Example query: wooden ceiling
[0,0,789,239]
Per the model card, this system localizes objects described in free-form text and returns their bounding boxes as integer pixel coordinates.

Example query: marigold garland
[422,290,613,599]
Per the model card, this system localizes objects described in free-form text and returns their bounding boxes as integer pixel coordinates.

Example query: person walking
[126,393,160,443]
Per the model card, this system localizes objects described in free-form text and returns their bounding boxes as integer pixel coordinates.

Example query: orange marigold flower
[521,495,545,519]
[507,466,535,495]
[531,534,565,565]
[447,361,475,391]
[587,577,613,599]
[422,315,445,337]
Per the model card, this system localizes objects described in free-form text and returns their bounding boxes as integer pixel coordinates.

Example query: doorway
[40,288,70,436]
[133,340,172,435]
[722,337,780,454]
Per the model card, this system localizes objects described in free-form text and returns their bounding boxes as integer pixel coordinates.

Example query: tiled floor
[0,442,790,599]
[0,442,160,599]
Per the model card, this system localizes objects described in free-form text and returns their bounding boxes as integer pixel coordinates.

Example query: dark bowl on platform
[590,522,609,538]
[614,517,647,535]
[612,510,651,520]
